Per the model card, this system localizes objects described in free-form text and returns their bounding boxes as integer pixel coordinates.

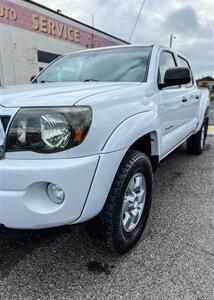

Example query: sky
[35,0,214,78]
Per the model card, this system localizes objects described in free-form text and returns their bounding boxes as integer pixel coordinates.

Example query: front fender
[76,111,160,222]
[102,110,160,154]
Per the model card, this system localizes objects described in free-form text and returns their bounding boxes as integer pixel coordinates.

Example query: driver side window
[158,51,177,84]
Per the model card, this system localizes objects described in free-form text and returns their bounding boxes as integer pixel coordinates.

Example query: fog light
[47,183,65,204]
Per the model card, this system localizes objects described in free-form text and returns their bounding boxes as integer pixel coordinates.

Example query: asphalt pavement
[0,136,213,299]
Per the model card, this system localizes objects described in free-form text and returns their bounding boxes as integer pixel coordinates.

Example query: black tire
[87,150,153,254]
[186,118,208,155]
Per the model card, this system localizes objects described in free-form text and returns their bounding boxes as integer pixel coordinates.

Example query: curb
[208,125,214,136]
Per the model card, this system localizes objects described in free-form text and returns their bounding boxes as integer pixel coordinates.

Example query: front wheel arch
[86,150,154,254]
[77,131,159,224]
[102,111,160,153]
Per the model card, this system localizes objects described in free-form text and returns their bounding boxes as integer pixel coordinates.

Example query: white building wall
[0,0,126,86]
[0,23,85,85]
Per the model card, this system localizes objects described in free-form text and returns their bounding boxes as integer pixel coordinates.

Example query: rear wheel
[87,150,153,254]
[186,118,208,155]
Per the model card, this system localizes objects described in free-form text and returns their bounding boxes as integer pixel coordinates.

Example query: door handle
[182,97,188,103]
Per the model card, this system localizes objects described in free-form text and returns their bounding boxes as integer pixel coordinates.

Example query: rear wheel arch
[187,116,208,155]
[195,101,210,133]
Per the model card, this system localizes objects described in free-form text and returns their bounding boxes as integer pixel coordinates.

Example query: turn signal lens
[73,127,85,143]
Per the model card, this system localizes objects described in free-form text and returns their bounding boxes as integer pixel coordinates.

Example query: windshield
[34,47,152,83]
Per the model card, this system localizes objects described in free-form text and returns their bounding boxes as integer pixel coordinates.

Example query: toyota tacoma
[0,45,210,254]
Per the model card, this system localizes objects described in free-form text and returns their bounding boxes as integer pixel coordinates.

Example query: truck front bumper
[0,155,99,229]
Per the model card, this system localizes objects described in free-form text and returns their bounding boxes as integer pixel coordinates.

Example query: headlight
[6,106,92,153]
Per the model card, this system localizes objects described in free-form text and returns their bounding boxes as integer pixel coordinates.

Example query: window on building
[37,50,60,71]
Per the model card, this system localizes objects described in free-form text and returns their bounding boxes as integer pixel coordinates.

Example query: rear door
[176,55,199,127]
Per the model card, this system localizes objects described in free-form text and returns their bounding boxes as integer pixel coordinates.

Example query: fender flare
[102,110,160,155]
[195,92,210,133]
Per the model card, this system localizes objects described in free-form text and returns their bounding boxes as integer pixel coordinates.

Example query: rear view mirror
[163,67,191,87]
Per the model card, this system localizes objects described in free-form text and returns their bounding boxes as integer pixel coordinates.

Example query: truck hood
[0,82,139,108]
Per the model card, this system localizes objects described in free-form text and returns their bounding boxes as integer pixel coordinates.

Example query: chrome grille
[0,106,16,159]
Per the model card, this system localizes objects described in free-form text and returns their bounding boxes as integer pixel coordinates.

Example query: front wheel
[96,150,153,254]
[186,118,208,155]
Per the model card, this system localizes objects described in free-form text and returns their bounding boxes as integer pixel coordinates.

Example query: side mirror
[163,67,191,87]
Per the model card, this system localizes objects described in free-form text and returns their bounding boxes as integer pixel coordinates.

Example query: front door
[157,51,192,158]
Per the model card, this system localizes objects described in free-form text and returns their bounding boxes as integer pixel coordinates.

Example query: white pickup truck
[0,45,210,254]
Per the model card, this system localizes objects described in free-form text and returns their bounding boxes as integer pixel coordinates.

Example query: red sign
[0,0,118,48]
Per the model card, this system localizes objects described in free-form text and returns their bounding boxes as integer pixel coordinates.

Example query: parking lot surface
[0,137,213,300]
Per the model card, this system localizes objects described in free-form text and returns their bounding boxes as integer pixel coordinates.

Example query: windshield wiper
[83,79,99,82]
[40,80,56,83]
